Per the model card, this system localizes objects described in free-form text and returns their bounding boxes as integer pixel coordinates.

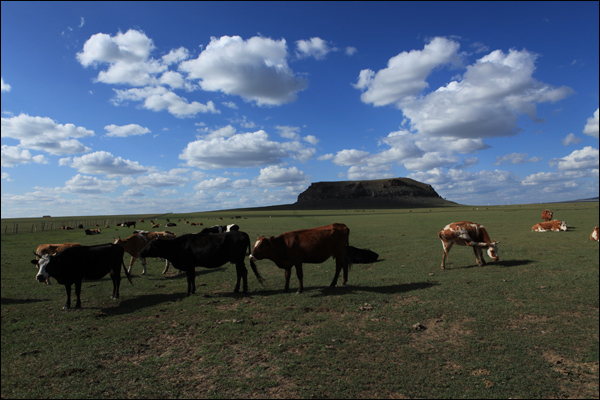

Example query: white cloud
[105,123,151,137]
[583,108,599,138]
[121,169,190,188]
[180,129,314,169]
[493,152,542,166]
[1,114,93,155]
[296,37,334,60]
[194,177,232,190]
[553,146,599,171]
[561,133,581,146]
[345,47,357,56]
[1,77,11,92]
[255,165,308,187]
[60,151,150,176]
[113,86,218,117]
[1,145,47,167]
[354,37,461,106]
[179,35,308,106]
[62,174,119,194]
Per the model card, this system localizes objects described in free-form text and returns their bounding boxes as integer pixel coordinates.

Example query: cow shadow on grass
[240,281,439,298]
[445,259,534,270]
[99,292,188,316]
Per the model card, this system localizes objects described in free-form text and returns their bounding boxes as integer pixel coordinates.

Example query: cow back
[46,243,125,283]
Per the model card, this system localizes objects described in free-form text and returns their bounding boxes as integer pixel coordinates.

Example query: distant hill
[288,177,456,209]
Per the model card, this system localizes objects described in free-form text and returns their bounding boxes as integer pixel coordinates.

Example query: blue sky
[1,1,598,218]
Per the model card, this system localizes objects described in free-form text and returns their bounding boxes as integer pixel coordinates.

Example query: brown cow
[114,231,176,274]
[438,221,499,269]
[532,220,567,232]
[30,243,82,284]
[591,226,599,241]
[249,223,351,293]
[541,209,553,222]
[84,228,101,235]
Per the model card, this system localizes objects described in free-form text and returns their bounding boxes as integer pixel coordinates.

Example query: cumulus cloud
[1,77,10,92]
[583,108,599,138]
[121,169,190,188]
[1,114,93,155]
[552,146,599,171]
[355,38,573,140]
[179,35,308,106]
[59,151,150,176]
[296,37,334,60]
[105,123,151,137]
[62,174,120,194]
[180,129,316,169]
[561,133,581,146]
[194,177,232,190]
[255,165,308,187]
[493,152,542,166]
[112,86,218,117]
[1,145,47,167]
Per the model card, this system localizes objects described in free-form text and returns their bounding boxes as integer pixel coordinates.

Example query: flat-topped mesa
[294,177,453,209]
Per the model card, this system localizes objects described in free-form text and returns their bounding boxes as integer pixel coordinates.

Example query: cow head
[249,236,269,261]
[559,221,567,231]
[486,241,500,262]
[35,255,52,283]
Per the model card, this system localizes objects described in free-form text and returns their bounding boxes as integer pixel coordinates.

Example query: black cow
[139,230,263,295]
[35,243,132,309]
[200,224,239,234]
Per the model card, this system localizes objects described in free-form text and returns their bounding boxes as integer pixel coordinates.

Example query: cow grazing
[139,231,263,296]
[35,243,132,309]
[541,209,553,222]
[165,222,177,227]
[84,228,101,235]
[591,227,599,241]
[30,243,82,284]
[249,223,351,293]
[119,221,136,228]
[114,231,175,274]
[532,220,567,232]
[438,221,499,269]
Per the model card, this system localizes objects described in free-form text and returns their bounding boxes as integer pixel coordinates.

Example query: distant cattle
[119,221,136,228]
[139,231,263,295]
[152,223,160,228]
[591,227,599,241]
[532,220,567,232]
[200,224,239,234]
[114,231,176,275]
[61,226,74,230]
[165,222,177,227]
[438,221,499,269]
[541,209,553,222]
[84,228,101,235]
[30,242,82,284]
[35,243,132,309]
[249,223,351,293]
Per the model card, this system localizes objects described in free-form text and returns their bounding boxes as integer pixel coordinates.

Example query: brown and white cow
[590,226,599,241]
[114,231,176,274]
[84,228,101,235]
[249,223,351,293]
[541,209,553,222]
[531,220,567,232]
[438,221,499,269]
[30,243,82,284]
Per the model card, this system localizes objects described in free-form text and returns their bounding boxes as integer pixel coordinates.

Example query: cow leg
[111,271,121,299]
[185,269,196,295]
[127,256,136,274]
[472,247,484,267]
[233,262,248,293]
[74,281,82,309]
[441,241,453,269]
[140,257,147,275]
[284,268,291,292]
[63,284,72,310]
[295,264,304,294]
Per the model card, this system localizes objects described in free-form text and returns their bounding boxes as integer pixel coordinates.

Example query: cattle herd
[31,209,598,309]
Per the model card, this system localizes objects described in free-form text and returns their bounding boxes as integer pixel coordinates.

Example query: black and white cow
[35,243,132,309]
[139,230,263,296]
[200,224,239,234]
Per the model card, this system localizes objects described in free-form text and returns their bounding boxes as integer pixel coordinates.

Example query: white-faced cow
[35,243,132,309]
[119,221,137,229]
[139,230,264,296]
[249,223,351,293]
[541,209,553,222]
[114,231,176,275]
[438,221,499,270]
[591,226,599,241]
[200,224,239,234]
[30,243,82,284]
[532,220,567,232]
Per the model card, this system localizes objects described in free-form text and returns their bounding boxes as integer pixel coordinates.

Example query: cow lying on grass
[532,220,567,232]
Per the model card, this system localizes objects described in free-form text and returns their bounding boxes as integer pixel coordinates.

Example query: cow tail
[246,234,265,285]
[122,260,134,286]
[345,245,353,270]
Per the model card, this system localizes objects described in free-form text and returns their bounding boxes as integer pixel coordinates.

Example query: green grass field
[2,203,598,398]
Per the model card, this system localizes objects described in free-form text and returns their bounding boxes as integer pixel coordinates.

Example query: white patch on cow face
[560,221,567,231]
[487,242,499,261]
[253,238,262,251]
[36,255,50,282]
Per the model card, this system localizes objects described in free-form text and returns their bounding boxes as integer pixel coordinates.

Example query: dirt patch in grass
[410,316,474,352]
[542,350,599,399]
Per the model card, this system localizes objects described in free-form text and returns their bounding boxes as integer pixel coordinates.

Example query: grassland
[1,202,598,398]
